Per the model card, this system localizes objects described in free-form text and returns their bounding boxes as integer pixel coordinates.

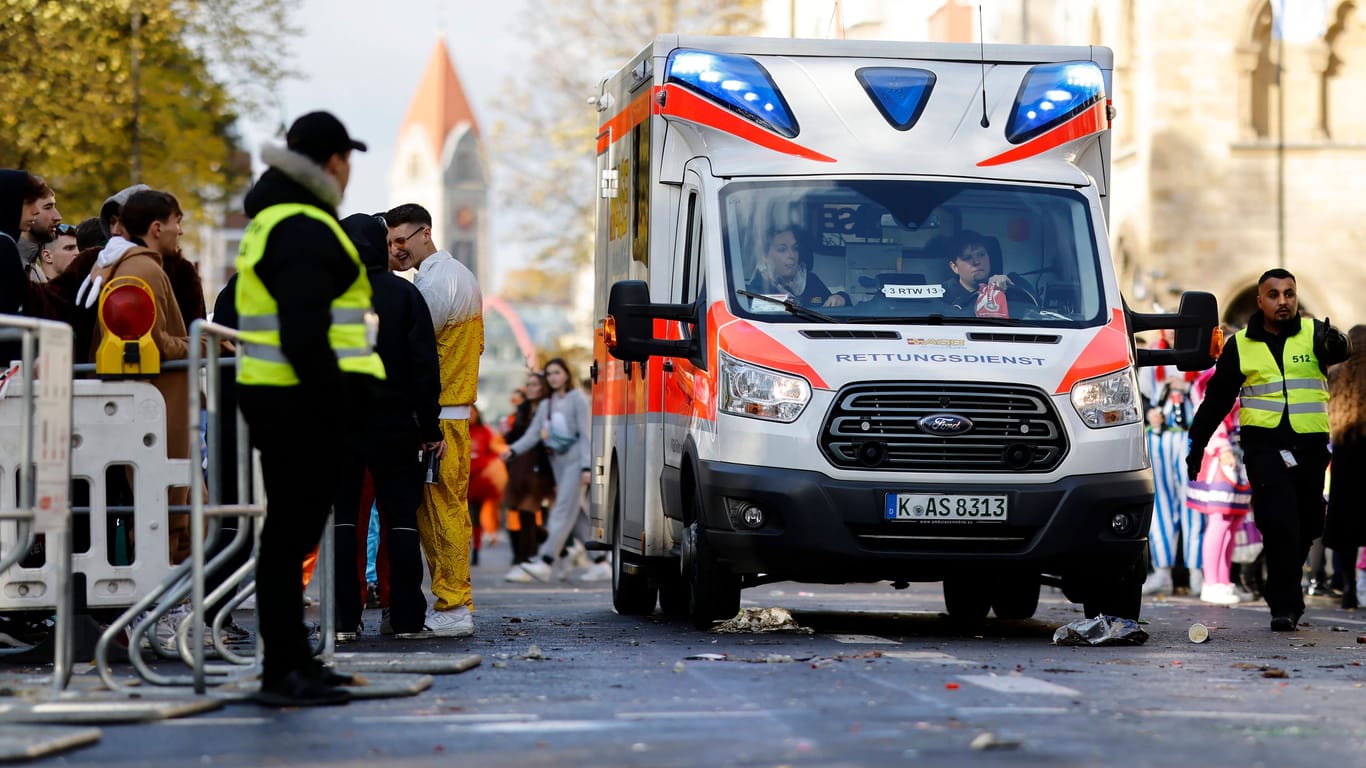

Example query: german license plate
[884,493,1008,522]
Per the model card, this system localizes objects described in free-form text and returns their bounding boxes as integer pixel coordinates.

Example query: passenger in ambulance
[746,226,849,309]
[939,230,1030,318]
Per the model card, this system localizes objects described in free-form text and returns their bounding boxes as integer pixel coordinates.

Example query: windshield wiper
[736,290,840,324]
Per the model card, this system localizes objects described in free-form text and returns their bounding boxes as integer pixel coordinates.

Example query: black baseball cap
[286,111,368,164]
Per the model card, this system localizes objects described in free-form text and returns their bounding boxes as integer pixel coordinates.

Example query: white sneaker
[1232,583,1256,602]
[1356,571,1366,600]
[504,564,535,583]
[1200,583,1240,605]
[567,541,590,569]
[579,559,612,582]
[1141,568,1172,596]
[153,602,191,651]
[397,607,474,639]
[515,560,553,583]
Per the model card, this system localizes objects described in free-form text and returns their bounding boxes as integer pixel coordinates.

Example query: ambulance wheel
[684,522,741,630]
[990,575,1040,620]
[1081,552,1145,620]
[942,577,991,622]
[611,488,657,616]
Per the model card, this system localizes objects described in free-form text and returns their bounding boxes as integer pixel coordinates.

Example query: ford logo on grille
[918,413,973,435]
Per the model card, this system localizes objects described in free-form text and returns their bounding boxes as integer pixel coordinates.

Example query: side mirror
[605,280,698,364]
[1131,291,1220,372]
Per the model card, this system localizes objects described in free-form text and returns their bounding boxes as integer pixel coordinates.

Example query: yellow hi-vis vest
[235,203,385,386]
[1235,321,1328,433]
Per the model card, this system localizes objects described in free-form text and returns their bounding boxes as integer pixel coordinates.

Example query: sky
[239,0,532,279]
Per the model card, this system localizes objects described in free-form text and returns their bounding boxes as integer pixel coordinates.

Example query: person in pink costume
[1187,368,1253,604]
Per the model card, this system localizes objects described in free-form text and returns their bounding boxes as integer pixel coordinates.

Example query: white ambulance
[590,35,1218,628]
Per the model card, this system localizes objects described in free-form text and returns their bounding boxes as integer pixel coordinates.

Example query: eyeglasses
[390,224,427,248]
[54,223,77,236]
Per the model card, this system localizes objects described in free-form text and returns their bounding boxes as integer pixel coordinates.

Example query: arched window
[1237,1,1277,139]
[1325,1,1365,141]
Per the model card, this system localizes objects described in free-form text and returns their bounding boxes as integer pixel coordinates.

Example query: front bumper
[696,460,1152,583]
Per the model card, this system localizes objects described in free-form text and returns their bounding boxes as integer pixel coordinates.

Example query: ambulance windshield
[722,180,1106,327]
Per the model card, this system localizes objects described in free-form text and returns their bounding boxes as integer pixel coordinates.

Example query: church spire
[398,37,479,160]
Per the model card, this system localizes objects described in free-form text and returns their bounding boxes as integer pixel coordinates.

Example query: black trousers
[333,425,426,634]
[239,387,343,684]
[1245,442,1331,619]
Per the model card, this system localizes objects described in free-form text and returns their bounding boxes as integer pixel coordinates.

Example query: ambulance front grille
[819,381,1068,473]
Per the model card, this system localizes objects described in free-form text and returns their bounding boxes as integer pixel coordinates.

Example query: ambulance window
[680,191,699,302]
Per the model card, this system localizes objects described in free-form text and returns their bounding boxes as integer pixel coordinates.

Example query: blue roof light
[1006,61,1106,144]
[666,49,799,138]
[856,67,936,131]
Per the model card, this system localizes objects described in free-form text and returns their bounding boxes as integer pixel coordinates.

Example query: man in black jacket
[333,213,442,640]
[1187,269,1351,631]
[235,111,379,706]
[1,170,39,362]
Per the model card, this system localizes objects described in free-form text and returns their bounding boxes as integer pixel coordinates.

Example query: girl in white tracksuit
[502,358,592,579]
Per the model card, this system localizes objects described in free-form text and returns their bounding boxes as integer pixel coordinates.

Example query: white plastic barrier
[0,379,185,611]
[0,315,75,689]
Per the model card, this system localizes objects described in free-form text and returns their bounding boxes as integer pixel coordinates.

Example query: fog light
[1110,511,1135,536]
[740,505,765,529]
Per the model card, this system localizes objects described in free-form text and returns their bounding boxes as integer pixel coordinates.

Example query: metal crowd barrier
[0,316,74,690]
[91,320,341,694]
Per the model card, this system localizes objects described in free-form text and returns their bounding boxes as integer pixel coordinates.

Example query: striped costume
[1146,390,1204,570]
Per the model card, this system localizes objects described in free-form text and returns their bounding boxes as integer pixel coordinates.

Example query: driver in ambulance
[940,230,1025,318]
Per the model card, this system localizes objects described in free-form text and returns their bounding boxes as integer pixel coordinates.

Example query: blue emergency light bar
[1005,61,1106,144]
[856,67,936,131]
[666,49,799,138]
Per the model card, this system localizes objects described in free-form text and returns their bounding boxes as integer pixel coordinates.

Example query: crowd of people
[1139,271,1361,632]
[0,111,602,706]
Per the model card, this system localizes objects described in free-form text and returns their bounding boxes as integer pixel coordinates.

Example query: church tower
[389,38,489,286]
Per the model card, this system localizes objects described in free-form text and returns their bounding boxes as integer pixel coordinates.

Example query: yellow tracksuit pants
[418,418,472,611]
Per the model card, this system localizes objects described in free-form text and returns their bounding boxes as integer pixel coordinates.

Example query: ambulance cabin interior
[723,179,1106,326]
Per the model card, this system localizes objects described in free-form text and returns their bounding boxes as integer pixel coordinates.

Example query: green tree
[492,0,761,275]
[0,0,296,218]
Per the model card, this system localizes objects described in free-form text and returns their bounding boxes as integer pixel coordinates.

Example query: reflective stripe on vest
[1235,322,1329,433]
[235,203,385,386]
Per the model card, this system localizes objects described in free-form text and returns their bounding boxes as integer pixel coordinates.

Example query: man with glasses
[20,176,61,279]
[384,203,483,639]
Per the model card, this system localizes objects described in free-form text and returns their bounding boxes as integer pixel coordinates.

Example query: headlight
[718,352,811,422]
[1070,368,1141,428]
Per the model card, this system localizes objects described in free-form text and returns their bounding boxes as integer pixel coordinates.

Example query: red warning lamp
[95,276,160,377]
[102,283,156,339]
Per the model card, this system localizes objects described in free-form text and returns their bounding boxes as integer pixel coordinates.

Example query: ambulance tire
[611,486,657,616]
[990,576,1040,620]
[685,522,741,630]
[942,577,991,622]
[1080,552,1145,620]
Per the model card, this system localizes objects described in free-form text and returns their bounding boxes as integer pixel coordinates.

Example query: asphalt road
[9,541,1366,767]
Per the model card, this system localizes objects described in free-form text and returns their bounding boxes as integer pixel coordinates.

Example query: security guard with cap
[235,111,383,706]
[1187,268,1351,632]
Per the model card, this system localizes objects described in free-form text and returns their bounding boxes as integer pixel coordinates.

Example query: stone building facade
[764,0,1366,327]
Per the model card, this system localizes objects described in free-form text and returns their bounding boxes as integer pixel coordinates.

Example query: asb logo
[918,413,973,435]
